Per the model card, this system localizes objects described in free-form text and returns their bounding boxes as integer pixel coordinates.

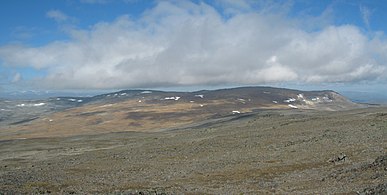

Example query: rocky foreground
[0,107,385,194]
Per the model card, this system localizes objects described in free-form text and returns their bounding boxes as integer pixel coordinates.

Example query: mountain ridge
[0,86,367,140]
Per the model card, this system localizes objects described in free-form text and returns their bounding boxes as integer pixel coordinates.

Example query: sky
[0,0,386,98]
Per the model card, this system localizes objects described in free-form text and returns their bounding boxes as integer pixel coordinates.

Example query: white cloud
[359,5,371,29]
[0,0,386,89]
[214,0,252,15]
[46,10,68,22]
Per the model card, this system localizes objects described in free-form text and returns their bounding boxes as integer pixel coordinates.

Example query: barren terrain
[0,87,385,194]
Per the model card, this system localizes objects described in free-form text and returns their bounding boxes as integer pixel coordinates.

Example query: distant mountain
[341,91,387,104]
[74,86,362,111]
[0,90,107,100]
[0,86,367,140]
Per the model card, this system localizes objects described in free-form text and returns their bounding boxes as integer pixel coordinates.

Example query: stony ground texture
[0,107,386,194]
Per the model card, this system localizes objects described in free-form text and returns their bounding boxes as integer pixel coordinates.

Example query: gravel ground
[0,107,386,194]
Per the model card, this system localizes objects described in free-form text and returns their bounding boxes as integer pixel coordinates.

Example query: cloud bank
[0,0,386,89]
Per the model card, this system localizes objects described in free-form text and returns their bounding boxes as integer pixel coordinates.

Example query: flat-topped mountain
[0,87,364,140]
[57,86,360,111]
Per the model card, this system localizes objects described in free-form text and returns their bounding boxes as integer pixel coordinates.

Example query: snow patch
[311,97,319,101]
[288,104,298,109]
[297,94,307,102]
[310,96,332,102]
[263,91,271,94]
[120,93,127,96]
[322,96,333,102]
[164,96,180,101]
[33,103,45,106]
[284,98,296,103]
[237,98,246,104]
[195,94,204,98]
[232,110,241,114]
[200,104,204,107]
[272,101,278,104]
[141,91,152,94]
[138,100,142,103]
[56,98,61,101]
[17,103,45,107]
[68,99,82,103]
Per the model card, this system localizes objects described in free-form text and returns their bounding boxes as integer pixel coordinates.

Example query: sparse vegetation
[0,107,385,194]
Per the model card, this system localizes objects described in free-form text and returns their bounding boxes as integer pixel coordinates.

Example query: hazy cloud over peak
[0,0,386,90]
